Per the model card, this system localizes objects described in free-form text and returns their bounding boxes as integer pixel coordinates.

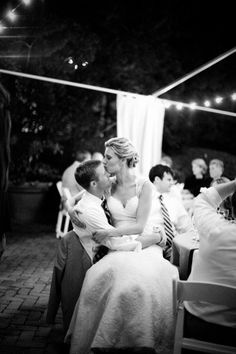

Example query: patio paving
[0,222,69,354]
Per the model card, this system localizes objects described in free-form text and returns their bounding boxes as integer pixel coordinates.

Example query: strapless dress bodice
[107,195,139,227]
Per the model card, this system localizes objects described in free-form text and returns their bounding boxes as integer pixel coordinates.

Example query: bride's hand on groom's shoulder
[68,208,86,228]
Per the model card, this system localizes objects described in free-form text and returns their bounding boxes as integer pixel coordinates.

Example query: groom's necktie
[159,194,175,260]
[101,198,113,225]
[93,198,112,264]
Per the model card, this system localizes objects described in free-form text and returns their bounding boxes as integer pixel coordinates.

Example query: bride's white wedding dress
[65,178,179,354]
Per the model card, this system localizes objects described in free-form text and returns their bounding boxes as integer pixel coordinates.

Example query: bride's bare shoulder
[135,175,153,197]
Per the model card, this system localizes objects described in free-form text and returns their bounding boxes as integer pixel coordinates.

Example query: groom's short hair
[74,160,102,190]
[149,164,174,183]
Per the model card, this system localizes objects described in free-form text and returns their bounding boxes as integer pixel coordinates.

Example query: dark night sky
[45,0,235,55]
[0,0,235,60]
[45,0,235,99]
[1,1,235,58]
[0,0,235,99]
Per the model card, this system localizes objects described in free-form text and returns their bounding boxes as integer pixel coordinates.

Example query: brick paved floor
[0,223,69,354]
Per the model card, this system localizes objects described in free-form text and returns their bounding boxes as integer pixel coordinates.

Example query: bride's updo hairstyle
[105,137,139,168]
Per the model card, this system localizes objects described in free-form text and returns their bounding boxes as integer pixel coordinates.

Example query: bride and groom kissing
[64,137,186,354]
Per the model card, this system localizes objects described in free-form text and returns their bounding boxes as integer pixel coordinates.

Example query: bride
[65,137,179,354]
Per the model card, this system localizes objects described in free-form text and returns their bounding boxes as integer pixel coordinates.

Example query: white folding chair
[173,278,236,354]
[55,181,72,238]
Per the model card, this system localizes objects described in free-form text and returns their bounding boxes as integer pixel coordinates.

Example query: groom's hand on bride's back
[92,230,109,243]
[68,208,86,228]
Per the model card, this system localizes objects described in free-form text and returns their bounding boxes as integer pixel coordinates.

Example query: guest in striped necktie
[149,164,194,261]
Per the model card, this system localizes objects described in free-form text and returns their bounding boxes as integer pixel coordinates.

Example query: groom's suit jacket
[46,230,92,333]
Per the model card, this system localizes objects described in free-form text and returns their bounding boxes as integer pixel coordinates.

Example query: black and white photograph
[0,1,235,353]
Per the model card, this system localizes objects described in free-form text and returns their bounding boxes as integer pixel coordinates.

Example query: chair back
[56,181,63,196]
[55,181,72,238]
[56,181,71,200]
[173,278,236,354]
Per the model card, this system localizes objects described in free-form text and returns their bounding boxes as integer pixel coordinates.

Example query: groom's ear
[153,176,161,186]
[90,180,97,188]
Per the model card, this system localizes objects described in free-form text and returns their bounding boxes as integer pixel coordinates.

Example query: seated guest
[211,176,232,219]
[184,158,211,197]
[149,164,194,261]
[160,155,184,201]
[160,154,173,168]
[184,179,236,345]
[92,151,104,161]
[62,149,91,197]
[209,158,225,185]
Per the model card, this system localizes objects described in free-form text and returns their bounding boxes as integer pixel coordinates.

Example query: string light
[164,101,172,109]
[176,103,183,110]
[0,0,32,32]
[231,93,236,101]
[215,96,223,104]
[22,0,31,5]
[162,98,236,117]
[7,11,17,22]
[0,24,6,33]
[164,92,235,113]
[189,102,197,110]
[204,100,211,107]
[65,57,89,70]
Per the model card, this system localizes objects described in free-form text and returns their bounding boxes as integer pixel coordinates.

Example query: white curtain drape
[117,94,165,178]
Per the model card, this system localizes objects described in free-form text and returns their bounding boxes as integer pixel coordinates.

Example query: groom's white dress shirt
[72,191,114,260]
[72,191,141,260]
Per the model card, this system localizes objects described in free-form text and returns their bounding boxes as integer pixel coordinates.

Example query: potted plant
[7,80,62,224]
[8,137,61,224]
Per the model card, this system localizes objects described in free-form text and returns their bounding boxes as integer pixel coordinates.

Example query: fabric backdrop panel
[117,94,165,178]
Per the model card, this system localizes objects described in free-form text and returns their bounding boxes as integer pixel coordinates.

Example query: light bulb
[0,23,4,33]
[163,100,171,109]
[215,96,223,104]
[231,93,236,101]
[7,10,17,22]
[190,102,196,110]
[22,0,31,5]
[204,100,211,107]
[176,103,183,110]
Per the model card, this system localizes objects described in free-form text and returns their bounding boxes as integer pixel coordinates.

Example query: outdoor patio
[0,222,68,354]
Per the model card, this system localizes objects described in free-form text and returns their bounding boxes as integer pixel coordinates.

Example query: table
[172,231,199,280]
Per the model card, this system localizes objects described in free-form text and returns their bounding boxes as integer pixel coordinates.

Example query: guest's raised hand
[68,208,86,229]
